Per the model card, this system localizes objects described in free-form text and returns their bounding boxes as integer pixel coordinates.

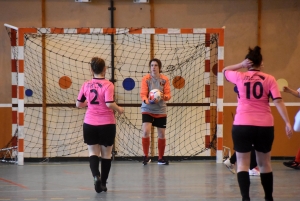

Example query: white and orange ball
[148,89,161,103]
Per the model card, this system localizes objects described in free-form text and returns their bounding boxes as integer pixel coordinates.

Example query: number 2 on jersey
[90,89,100,104]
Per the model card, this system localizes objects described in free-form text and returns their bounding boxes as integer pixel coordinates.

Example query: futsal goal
[4,24,225,165]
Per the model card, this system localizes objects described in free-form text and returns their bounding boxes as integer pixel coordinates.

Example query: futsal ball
[149,89,161,103]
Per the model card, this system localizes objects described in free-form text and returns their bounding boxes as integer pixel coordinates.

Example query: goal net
[4,25,224,164]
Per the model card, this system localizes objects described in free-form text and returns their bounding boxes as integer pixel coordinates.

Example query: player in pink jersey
[281,86,300,169]
[223,46,293,201]
[140,58,171,165]
[76,57,124,193]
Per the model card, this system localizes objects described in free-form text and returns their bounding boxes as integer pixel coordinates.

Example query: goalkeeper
[140,58,171,166]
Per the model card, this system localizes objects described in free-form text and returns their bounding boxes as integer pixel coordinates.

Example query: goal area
[4,24,224,165]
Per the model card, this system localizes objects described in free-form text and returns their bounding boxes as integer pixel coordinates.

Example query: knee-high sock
[230,152,237,164]
[142,137,150,157]
[260,172,273,201]
[101,158,112,185]
[250,147,258,170]
[237,171,250,201]
[89,155,100,177]
[295,148,300,163]
[158,138,166,160]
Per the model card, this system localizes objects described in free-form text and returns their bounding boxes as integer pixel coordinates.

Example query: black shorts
[142,114,167,128]
[232,125,274,153]
[83,123,116,146]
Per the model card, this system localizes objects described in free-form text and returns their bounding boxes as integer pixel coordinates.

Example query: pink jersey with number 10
[224,70,282,126]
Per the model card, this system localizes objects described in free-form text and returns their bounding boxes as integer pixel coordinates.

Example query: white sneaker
[223,158,236,174]
[249,168,260,176]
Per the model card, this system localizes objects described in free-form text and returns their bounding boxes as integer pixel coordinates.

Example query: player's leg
[249,146,260,176]
[98,124,116,192]
[283,147,300,169]
[142,115,153,165]
[230,151,237,164]
[249,146,258,169]
[232,125,253,201]
[236,151,251,201]
[255,126,274,201]
[88,144,102,192]
[88,145,101,176]
[155,117,168,165]
[223,151,236,173]
[100,145,113,192]
[83,123,102,193]
[294,148,300,168]
[256,151,273,201]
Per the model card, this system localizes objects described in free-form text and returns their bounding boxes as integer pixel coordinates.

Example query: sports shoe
[101,183,107,192]
[157,157,169,165]
[283,160,300,169]
[249,167,260,176]
[223,158,236,174]
[94,176,102,193]
[143,156,151,165]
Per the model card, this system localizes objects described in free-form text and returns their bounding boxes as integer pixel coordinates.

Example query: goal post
[4,24,225,165]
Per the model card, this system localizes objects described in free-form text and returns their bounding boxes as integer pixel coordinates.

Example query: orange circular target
[172,76,185,89]
[59,76,72,89]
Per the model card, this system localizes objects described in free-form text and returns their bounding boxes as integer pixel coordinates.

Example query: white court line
[223,102,300,106]
[0,104,12,107]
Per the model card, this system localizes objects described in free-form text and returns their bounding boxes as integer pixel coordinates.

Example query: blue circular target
[122,78,135,91]
[25,89,33,97]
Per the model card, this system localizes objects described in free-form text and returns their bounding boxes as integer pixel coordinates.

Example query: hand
[160,91,164,100]
[241,59,252,69]
[149,99,159,104]
[285,123,293,139]
[117,106,124,115]
[283,86,291,93]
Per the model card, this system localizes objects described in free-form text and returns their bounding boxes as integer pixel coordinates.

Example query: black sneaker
[94,176,102,193]
[143,156,151,165]
[101,183,107,192]
[157,157,169,165]
[283,160,300,169]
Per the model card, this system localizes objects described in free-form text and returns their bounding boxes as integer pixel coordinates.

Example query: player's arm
[294,110,300,132]
[273,98,293,138]
[222,59,252,74]
[106,102,124,115]
[283,86,300,98]
[76,86,87,108]
[76,100,87,108]
[105,84,124,114]
[162,77,171,101]
[140,76,150,104]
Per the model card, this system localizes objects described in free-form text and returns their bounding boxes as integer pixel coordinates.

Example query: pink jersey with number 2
[224,70,282,126]
[77,78,115,125]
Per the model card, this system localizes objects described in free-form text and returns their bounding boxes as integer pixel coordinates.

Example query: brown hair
[245,46,263,68]
[90,57,105,74]
[149,58,162,73]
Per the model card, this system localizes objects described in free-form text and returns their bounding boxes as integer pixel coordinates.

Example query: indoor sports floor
[0,160,299,201]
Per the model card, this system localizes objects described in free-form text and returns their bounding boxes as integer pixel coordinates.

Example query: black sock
[230,152,237,164]
[237,171,251,201]
[101,158,112,185]
[89,155,100,177]
[249,148,257,170]
[260,172,273,201]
